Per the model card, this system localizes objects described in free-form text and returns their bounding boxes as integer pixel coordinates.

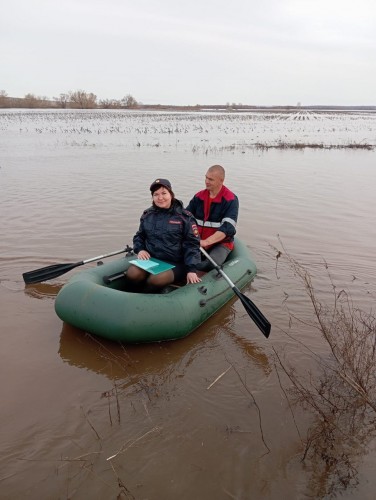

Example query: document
[129,258,175,275]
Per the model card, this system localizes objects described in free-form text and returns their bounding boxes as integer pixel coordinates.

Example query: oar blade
[233,287,271,338]
[23,262,81,284]
[23,248,129,285]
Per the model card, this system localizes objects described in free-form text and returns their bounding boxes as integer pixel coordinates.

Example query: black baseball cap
[150,178,172,191]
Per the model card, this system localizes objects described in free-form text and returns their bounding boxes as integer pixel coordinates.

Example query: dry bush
[273,243,376,497]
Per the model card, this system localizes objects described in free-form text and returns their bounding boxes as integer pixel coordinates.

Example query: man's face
[205,169,223,193]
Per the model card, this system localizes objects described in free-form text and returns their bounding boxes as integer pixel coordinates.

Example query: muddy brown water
[1,110,376,499]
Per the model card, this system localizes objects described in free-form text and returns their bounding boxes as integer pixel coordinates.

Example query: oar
[23,247,132,284]
[200,247,271,338]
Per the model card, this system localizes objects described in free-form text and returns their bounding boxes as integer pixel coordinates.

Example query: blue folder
[129,258,175,275]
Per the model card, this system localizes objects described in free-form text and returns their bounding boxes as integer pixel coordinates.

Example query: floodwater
[1,109,376,499]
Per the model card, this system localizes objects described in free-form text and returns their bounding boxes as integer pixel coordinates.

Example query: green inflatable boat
[54,238,257,343]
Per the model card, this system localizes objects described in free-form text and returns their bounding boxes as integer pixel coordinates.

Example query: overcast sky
[1,0,375,105]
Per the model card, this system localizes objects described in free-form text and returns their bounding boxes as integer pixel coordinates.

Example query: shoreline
[1,96,376,113]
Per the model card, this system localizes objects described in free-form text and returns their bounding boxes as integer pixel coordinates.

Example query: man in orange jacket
[186,164,239,271]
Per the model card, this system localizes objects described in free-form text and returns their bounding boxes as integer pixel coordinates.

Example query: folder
[129,258,175,275]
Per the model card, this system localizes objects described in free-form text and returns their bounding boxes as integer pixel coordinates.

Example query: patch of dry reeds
[273,241,376,498]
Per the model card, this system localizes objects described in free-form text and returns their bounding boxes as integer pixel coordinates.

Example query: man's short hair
[208,164,225,180]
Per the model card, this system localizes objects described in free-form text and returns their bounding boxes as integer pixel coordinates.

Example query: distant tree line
[1,90,375,111]
[0,89,138,109]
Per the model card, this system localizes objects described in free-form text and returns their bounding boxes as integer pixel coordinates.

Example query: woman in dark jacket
[128,178,202,292]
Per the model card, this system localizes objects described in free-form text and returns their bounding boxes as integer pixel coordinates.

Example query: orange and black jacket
[186,185,239,250]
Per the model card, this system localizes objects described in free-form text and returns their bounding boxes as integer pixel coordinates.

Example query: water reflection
[23,282,63,300]
[226,327,271,376]
[58,320,214,383]
[58,293,271,383]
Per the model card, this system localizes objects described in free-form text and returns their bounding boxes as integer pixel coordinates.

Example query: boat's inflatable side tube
[55,238,257,342]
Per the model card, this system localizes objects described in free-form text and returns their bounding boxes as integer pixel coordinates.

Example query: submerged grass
[253,142,374,150]
[2,109,376,151]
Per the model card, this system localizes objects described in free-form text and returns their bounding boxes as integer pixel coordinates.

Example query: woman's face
[152,186,172,209]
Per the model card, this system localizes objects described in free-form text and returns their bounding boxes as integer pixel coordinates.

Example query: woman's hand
[137,250,150,260]
[187,272,201,284]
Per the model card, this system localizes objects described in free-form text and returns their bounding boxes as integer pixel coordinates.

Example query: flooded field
[1,109,376,499]
[1,107,376,152]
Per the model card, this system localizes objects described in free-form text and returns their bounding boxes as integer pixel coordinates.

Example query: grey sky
[1,0,375,105]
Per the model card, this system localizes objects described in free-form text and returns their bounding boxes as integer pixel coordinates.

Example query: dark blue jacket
[186,185,238,249]
[133,199,201,272]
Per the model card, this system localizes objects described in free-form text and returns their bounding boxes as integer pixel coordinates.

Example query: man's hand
[200,231,226,249]
[200,239,211,249]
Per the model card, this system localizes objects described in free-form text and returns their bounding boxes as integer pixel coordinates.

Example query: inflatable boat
[54,238,257,343]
